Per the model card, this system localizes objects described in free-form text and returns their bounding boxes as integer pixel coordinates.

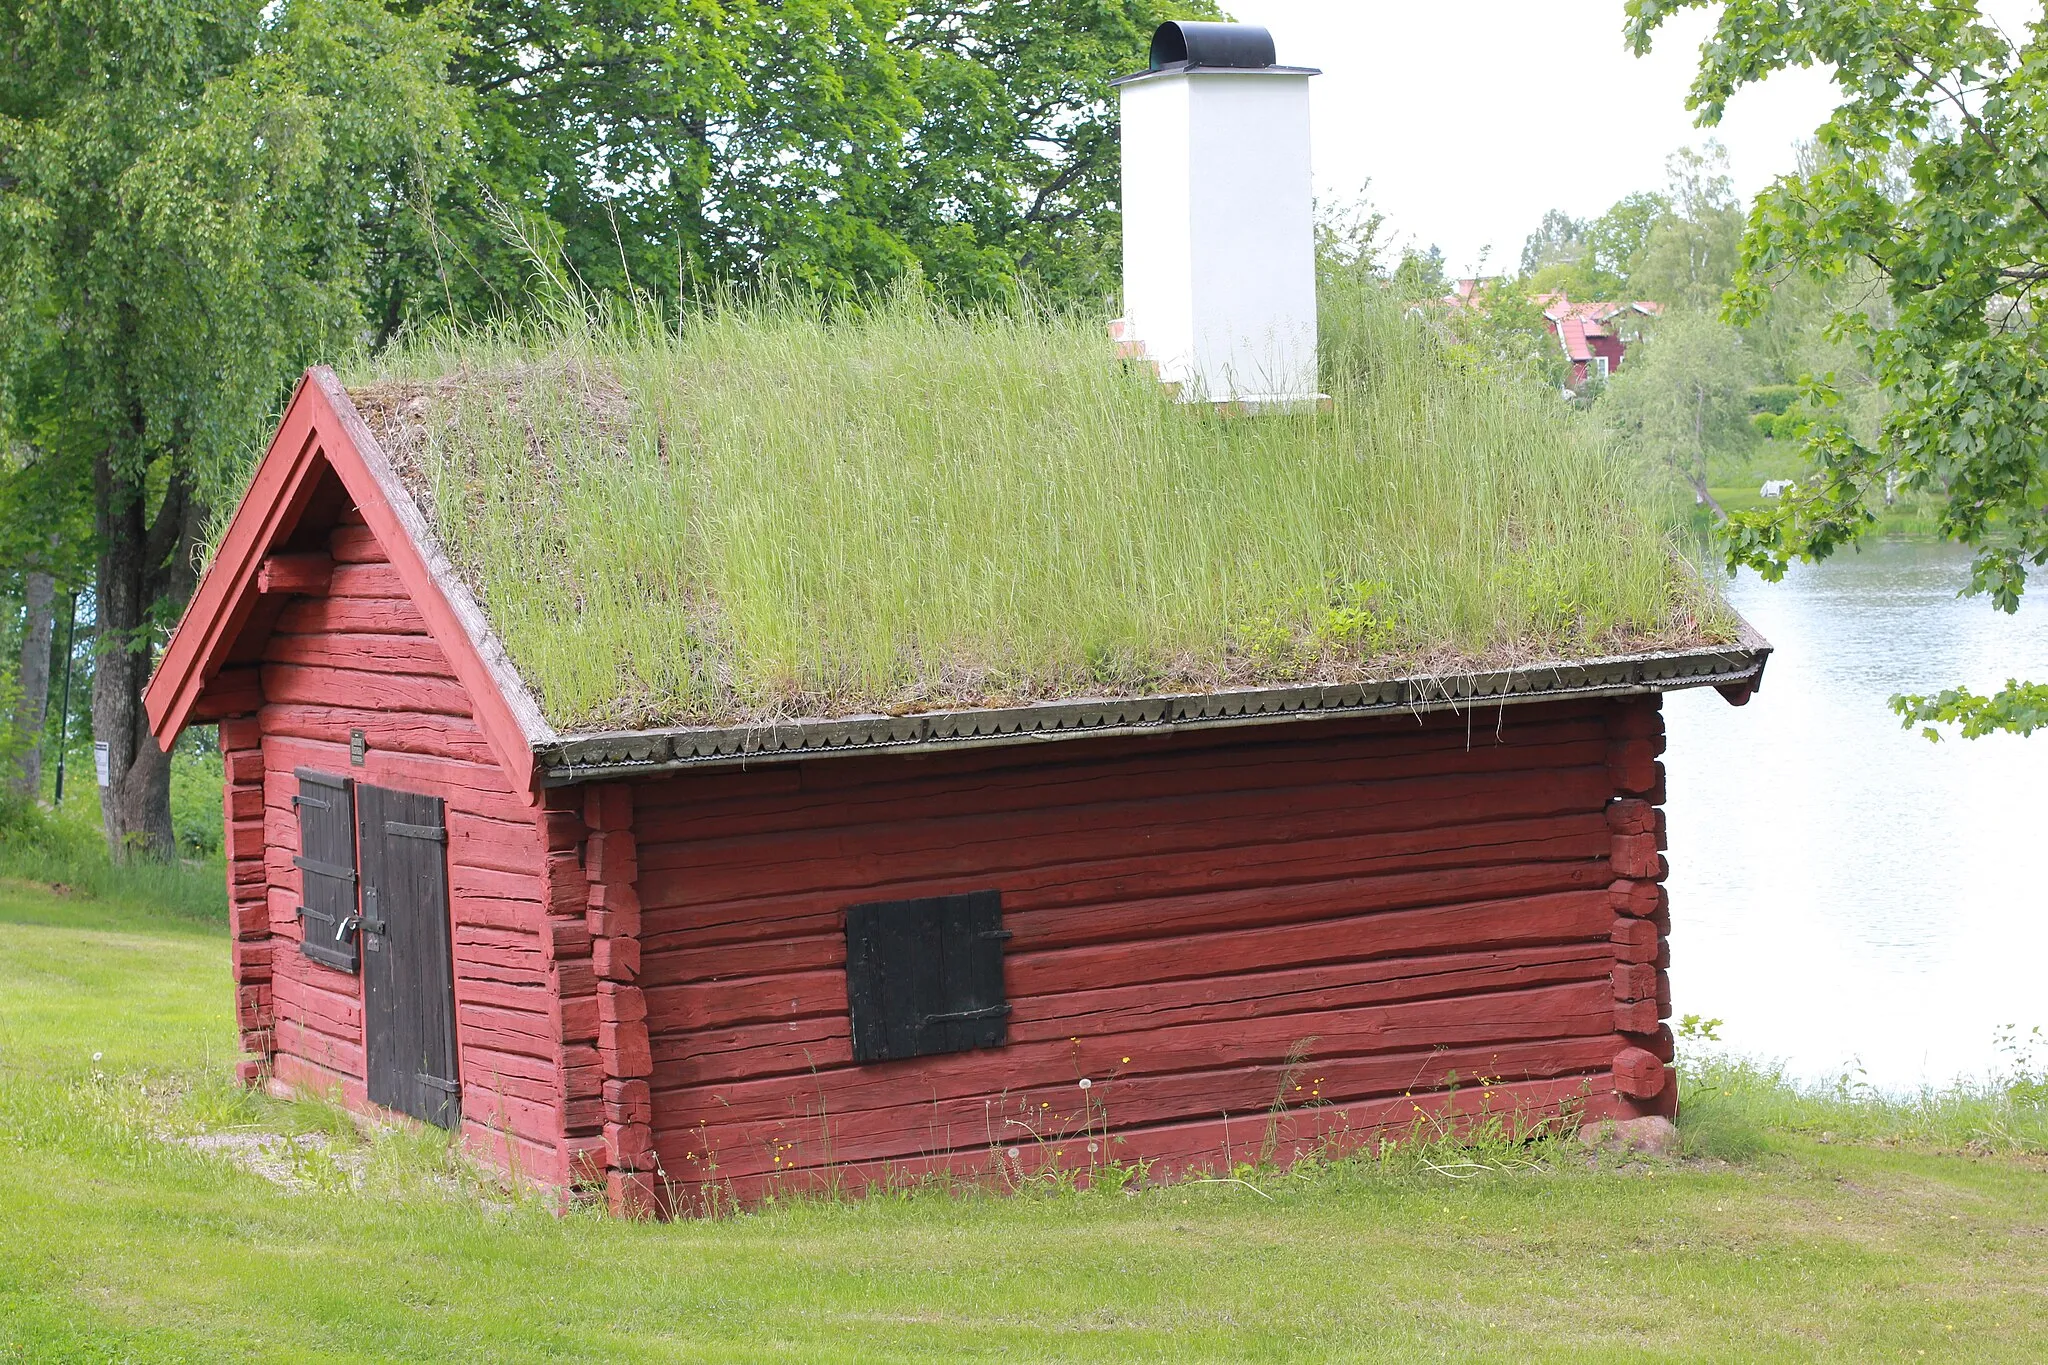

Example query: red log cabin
[142,368,1768,1214]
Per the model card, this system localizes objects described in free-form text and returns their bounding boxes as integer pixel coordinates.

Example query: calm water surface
[1664,540,2048,1089]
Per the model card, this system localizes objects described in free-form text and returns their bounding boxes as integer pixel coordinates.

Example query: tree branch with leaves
[0,0,466,856]
[1626,0,2048,738]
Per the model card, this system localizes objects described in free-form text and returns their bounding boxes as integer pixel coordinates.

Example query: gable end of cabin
[149,375,604,1196]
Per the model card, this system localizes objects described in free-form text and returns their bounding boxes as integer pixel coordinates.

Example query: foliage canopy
[0,0,465,854]
[381,0,1225,333]
[1601,311,1761,513]
[1627,0,2048,737]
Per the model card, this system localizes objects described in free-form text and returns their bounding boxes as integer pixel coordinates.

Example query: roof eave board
[534,629,1771,784]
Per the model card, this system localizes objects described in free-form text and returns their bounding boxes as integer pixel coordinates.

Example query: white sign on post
[93,741,110,788]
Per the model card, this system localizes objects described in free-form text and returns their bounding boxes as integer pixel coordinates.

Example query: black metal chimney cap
[1149,21,1277,71]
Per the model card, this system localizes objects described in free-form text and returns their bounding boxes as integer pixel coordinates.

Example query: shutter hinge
[415,1073,461,1095]
[978,928,1014,942]
[292,854,357,884]
[384,820,446,843]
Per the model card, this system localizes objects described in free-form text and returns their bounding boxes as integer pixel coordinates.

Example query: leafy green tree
[1443,278,1572,392]
[892,0,1223,303]
[1390,244,1449,301]
[0,0,464,857]
[1601,311,1760,513]
[1628,143,1746,309]
[1314,190,1391,280]
[1522,209,1591,276]
[1586,191,1670,293]
[386,0,1222,326]
[1626,0,2048,738]
[381,0,759,332]
[1519,193,1671,302]
[1,437,92,803]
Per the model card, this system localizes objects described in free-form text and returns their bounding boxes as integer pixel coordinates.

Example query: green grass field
[1702,440,1948,539]
[0,872,2043,1362]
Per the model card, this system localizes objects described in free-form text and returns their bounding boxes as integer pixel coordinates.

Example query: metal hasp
[844,890,1011,1063]
[1112,23,1322,411]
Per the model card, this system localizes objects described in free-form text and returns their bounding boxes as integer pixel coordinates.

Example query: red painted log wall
[631,696,1675,1209]
[226,508,567,1184]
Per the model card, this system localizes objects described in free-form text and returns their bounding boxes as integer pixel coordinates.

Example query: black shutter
[358,783,461,1129]
[292,769,359,973]
[845,890,1010,1063]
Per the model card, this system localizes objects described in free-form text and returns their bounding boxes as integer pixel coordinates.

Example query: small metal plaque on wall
[350,729,367,767]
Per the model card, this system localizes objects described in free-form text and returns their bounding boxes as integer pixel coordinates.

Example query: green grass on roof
[345,284,1733,733]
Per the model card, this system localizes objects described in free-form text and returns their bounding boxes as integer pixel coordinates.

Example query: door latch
[359,886,386,936]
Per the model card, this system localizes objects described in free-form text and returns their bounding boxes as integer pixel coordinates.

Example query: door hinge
[292,854,357,885]
[923,1004,1012,1025]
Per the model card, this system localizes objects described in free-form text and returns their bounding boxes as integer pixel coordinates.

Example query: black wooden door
[358,783,461,1129]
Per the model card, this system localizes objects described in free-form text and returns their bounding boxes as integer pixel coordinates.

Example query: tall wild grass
[0,741,226,924]
[349,282,1729,731]
[1674,1018,2048,1161]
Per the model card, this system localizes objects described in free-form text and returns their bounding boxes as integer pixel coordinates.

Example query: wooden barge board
[536,633,1769,782]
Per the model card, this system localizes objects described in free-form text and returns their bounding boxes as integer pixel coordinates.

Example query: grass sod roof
[342,286,1741,746]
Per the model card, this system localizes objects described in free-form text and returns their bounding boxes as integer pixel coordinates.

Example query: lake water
[1664,540,2048,1090]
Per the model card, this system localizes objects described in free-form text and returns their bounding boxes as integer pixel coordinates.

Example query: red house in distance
[1446,281,1662,388]
[1539,294,1662,388]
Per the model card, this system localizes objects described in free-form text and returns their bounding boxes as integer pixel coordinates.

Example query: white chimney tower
[1113,22,1321,410]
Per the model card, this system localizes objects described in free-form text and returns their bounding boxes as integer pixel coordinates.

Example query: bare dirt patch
[173,1130,368,1192]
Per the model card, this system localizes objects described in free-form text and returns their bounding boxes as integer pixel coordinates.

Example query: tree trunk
[679,112,715,288]
[91,441,199,862]
[11,570,55,800]
[1685,469,1727,519]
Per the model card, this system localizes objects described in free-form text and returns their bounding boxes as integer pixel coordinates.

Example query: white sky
[1223,0,2036,277]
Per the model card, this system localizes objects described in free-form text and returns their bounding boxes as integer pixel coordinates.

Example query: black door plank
[358,783,460,1129]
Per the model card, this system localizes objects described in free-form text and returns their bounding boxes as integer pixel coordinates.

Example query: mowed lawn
[0,878,2042,1362]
